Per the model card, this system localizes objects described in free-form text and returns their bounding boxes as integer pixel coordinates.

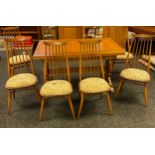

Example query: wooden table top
[33,38,125,59]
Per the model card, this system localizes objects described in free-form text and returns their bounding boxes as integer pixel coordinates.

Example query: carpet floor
[0,51,155,128]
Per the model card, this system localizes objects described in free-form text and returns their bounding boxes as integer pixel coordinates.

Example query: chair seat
[116,51,134,60]
[40,80,73,97]
[79,77,111,93]
[128,31,135,39]
[5,73,38,89]
[9,55,30,65]
[141,55,155,65]
[120,68,150,82]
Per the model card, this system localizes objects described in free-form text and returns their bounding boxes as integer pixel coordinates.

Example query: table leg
[105,59,115,93]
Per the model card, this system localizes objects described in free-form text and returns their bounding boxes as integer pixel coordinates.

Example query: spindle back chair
[5,38,40,115]
[1,27,20,38]
[116,34,153,106]
[43,41,71,82]
[78,40,112,118]
[5,37,35,77]
[39,41,75,120]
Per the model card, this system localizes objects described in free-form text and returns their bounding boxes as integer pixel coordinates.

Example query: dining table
[33,38,125,92]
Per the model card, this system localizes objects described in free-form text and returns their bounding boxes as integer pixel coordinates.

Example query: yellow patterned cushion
[128,31,135,39]
[40,80,73,97]
[120,68,150,82]
[9,55,30,65]
[5,73,38,89]
[79,77,111,93]
[116,52,134,60]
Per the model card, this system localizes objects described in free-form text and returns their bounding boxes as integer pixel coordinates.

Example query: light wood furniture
[78,40,112,118]
[103,26,128,49]
[129,26,155,35]
[39,41,76,121]
[33,38,125,91]
[4,36,34,77]
[1,27,20,38]
[58,26,82,39]
[116,30,135,65]
[116,34,153,106]
[103,26,128,91]
[58,26,104,39]
[5,38,40,115]
[33,38,124,59]
[0,26,41,41]
[128,26,155,54]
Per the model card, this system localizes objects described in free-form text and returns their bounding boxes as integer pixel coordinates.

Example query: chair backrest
[1,27,20,38]
[79,40,105,80]
[4,37,35,77]
[43,41,71,82]
[103,26,128,49]
[125,34,153,72]
[41,26,56,39]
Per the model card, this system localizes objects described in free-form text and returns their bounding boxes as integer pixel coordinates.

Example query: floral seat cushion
[40,80,73,97]
[5,73,38,89]
[116,51,134,60]
[120,68,150,82]
[79,77,111,93]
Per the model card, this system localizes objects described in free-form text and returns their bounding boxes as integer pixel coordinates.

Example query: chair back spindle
[79,40,105,80]
[5,38,35,76]
[44,41,70,82]
[125,34,152,72]
[1,27,20,38]
[103,26,128,49]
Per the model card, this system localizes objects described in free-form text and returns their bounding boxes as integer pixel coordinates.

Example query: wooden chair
[102,27,129,92]
[5,38,40,115]
[1,26,20,38]
[39,41,75,121]
[41,26,56,39]
[116,31,135,62]
[77,40,112,118]
[4,37,34,77]
[104,26,133,61]
[116,34,153,106]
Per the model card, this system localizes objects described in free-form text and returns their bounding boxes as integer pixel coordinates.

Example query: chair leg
[8,90,12,115]
[39,97,45,121]
[67,95,76,119]
[144,83,148,106]
[115,78,125,96]
[34,86,41,102]
[106,93,112,114]
[77,93,84,119]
